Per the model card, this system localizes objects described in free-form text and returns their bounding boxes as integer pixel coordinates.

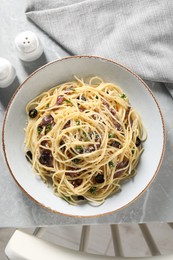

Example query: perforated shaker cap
[15,31,43,62]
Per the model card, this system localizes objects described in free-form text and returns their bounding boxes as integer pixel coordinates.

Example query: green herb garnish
[75,145,83,154]
[83,131,90,141]
[120,93,126,99]
[108,161,115,167]
[45,124,52,133]
[72,158,81,164]
[37,126,43,134]
[108,133,115,138]
[90,186,97,195]
[65,99,72,104]
[76,120,80,125]
[89,131,94,138]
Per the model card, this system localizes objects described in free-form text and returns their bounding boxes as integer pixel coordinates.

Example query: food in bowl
[24,76,146,205]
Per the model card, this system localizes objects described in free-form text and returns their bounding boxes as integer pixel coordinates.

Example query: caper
[95,174,104,183]
[81,96,86,101]
[39,149,53,167]
[136,137,141,147]
[26,151,32,161]
[77,196,85,200]
[111,141,121,148]
[29,109,38,118]
[77,96,86,101]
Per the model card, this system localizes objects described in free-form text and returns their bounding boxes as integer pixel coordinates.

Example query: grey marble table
[0,0,173,228]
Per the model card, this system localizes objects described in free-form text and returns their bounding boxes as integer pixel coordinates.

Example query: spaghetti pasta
[24,76,146,205]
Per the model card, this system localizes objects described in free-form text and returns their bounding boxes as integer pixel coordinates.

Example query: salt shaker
[15,31,43,62]
[0,58,16,88]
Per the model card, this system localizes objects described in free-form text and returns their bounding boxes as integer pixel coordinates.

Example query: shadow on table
[21,52,48,75]
[0,77,20,109]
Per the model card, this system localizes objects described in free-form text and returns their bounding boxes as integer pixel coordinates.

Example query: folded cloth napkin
[26,0,173,83]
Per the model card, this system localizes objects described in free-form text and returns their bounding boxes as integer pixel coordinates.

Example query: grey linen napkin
[26,0,173,83]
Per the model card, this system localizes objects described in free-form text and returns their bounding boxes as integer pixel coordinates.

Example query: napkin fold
[26,0,173,83]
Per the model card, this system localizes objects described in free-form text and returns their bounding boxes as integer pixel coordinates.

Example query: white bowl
[2,56,166,217]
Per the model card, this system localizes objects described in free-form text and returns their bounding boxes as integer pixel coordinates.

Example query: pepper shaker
[0,58,16,88]
[15,31,43,62]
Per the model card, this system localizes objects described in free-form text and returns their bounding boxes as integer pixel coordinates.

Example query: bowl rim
[2,55,166,217]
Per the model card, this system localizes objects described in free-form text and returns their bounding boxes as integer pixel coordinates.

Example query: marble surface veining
[0,0,173,227]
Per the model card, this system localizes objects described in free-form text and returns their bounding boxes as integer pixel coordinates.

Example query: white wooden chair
[5,224,173,260]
